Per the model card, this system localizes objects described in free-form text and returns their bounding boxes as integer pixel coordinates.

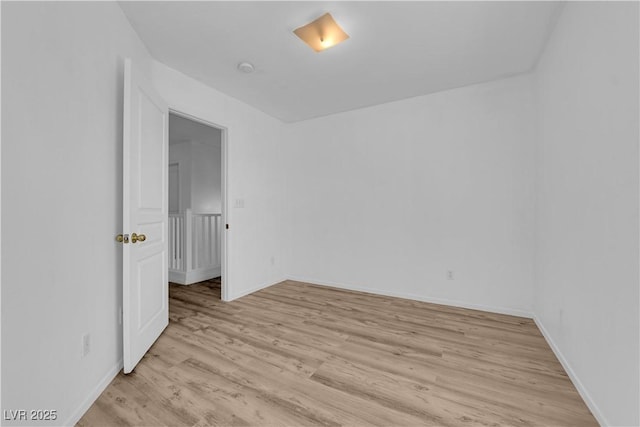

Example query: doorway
[167,111,228,300]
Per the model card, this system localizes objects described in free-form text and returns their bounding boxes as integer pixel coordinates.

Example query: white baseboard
[64,359,123,426]
[169,266,221,285]
[225,277,286,302]
[168,269,184,284]
[533,316,607,427]
[285,275,533,319]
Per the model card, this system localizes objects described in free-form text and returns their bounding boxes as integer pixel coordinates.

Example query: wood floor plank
[78,279,597,426]
[310,355,536,427]
[133,358,253,426]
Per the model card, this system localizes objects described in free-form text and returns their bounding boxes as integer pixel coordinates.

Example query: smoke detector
[237,62,255,73]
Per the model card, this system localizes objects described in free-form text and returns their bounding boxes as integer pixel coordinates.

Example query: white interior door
[122,58,169,374]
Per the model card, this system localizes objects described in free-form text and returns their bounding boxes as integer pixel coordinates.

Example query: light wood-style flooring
[78,279,597,426]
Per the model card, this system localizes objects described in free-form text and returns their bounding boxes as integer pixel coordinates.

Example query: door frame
[168,108,229,301]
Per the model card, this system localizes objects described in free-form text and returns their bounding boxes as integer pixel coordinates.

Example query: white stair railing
[169,208,222,285]
[169,213,184,271]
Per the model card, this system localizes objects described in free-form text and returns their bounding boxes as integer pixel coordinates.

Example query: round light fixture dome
[237,62,255,73]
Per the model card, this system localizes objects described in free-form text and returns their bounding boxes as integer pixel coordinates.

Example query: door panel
[123,58,168,374]
[138,92,164,210]
[137,253,165,330]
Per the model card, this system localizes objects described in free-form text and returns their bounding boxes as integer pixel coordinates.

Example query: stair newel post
[185,208,193,273]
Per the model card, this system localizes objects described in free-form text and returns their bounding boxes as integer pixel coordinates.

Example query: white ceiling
[120,1,561,123]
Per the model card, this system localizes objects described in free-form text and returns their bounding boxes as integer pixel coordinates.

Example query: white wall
[168,163,180,212]
[284,74,536,316]
[169,126,222,214]
[191,139,222,213]
[151,61,286,301]
[1,2,153,425]
[534,3,639,425]
[168,141,192,212]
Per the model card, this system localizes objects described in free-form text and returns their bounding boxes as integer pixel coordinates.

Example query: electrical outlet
[234,198,245,208]
[82,333,91,358]
[447,270,454,280]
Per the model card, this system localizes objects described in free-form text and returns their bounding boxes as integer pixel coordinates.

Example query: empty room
[1,1,638,426]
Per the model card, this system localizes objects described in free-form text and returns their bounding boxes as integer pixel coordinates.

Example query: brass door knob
[131,233,146,243]
[116,234,129,244]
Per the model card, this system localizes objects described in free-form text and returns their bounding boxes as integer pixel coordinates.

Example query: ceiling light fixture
[293,13,349,52]
[237,62,255,73]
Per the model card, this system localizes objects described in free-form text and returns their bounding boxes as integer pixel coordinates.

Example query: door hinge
[225,224,229,230]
